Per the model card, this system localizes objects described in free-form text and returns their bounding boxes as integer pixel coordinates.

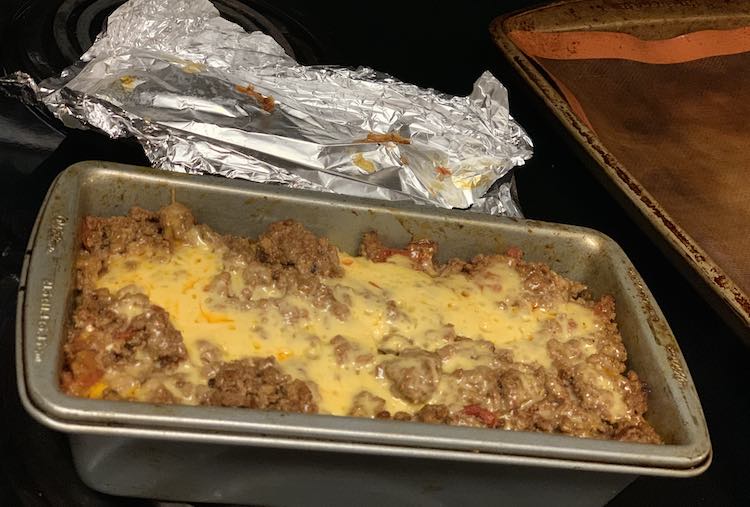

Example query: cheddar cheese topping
[61,204,661,443]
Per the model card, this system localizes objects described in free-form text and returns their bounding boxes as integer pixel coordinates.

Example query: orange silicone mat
[492,0,750,329]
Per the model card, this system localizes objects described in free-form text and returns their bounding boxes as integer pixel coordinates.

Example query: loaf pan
[17,162,711,506]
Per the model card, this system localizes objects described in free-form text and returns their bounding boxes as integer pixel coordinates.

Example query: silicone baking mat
[492,0,750,330]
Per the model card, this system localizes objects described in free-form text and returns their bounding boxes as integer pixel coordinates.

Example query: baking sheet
[491,0,750,332]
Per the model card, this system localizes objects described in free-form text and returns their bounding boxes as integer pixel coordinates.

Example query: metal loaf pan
[18,162,710,506]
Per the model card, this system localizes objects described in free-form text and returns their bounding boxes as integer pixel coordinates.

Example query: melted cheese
[96,240,625,418]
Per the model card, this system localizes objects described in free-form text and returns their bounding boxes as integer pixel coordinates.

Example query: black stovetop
[1,1,748,506]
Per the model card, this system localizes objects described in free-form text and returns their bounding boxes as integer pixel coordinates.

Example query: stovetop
[1,1,748,506]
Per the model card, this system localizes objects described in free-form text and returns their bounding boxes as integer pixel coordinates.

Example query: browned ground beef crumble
[61,203,661,444]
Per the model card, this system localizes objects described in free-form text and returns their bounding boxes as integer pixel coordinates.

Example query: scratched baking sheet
[491,0,750,335]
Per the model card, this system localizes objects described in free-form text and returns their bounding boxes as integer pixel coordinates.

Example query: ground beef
[426,343,661,443]
[359,231,438,272]
[436,337,503,368]
[61,287,187,398]
[415,404,452,424]
[258,220,342,277]
[148,384,177,404]
[373,410,414,421]
[205,357,318,413]
[218,236,262,283]
[223,234,259,259]
[196,339,223,377]
[76,207,169,290]
[80,207,164,256]
[382,349,442,404]
[120,300,187,368]
[241,261,274,288]
[273,269,350,319]
[422,324,461,345]
[622,371,649,416]
[209,258,350,321]
[590,296,628,365]
[204,272,234,298]
[569,363,627,422]
[348,391,386,417]
[614,420,662,443]
[402,239,438,272]
[329,335,374,368]
[274,300,311,325]
[359,231,394,262]
[65,204,661,445]
[384,300,408,323]
[511,255,587,309]
[158,202,195,243]
[393,411,412,421]
[496,364,548,412]
[439,366,505,413]
[437,258,470,276]
[376,332,414,355]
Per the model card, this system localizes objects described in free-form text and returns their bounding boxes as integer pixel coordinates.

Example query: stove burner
[1,0,332,157]
[53,0,300,63]
[2,0,329,80]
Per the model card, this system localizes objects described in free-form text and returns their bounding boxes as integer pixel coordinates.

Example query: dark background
[1,1,748,505]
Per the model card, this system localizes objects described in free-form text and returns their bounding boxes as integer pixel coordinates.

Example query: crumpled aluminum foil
[0,0,532,216]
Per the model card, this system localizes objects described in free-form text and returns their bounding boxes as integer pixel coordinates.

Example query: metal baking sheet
[17,161,710,503]
[490,0,750,335]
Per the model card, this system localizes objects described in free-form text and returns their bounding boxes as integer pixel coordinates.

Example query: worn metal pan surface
[17,162,710,505]
[491,0,750,336]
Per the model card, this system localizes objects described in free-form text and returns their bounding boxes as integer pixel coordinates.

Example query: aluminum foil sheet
[1,0,532,216]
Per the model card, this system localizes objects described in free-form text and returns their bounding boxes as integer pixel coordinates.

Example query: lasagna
[61,203,661,444]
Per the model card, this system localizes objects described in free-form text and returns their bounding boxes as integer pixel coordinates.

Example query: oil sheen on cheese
[96,240,621,417]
